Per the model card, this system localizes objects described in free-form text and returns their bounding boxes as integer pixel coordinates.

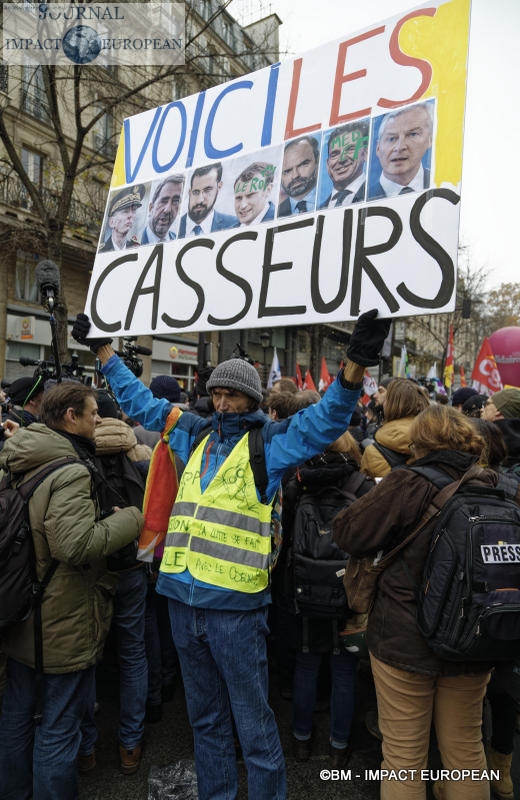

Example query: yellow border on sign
[399,0,471,187]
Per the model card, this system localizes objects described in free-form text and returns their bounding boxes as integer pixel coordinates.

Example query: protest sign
[86,0,471,337]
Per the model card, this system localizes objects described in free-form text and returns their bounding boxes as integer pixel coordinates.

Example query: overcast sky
[230,0,518,291]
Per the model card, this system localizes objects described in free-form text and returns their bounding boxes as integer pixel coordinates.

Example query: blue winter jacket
[102,355,361,610]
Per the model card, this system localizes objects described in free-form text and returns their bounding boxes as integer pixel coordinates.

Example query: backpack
[93,451,146,571]
[0,456,82,724]
[285,459,368,619]
[0,457,80,631]
[412,464,520,662]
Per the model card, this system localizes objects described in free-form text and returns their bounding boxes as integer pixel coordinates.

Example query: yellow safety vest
[160,433,273,593]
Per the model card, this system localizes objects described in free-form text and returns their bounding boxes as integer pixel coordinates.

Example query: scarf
[137,407,181,562]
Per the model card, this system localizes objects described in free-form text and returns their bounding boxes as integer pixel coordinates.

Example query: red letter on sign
[285,58,321,140]
[378,9,435,108]
[329,26,386,126]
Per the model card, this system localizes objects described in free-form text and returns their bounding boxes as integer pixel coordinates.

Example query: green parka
[0,423,144,673]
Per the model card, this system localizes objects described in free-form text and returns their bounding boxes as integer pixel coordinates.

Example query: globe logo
[62,25,101,64]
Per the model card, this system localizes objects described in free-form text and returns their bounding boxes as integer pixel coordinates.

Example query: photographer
[3,375,44,426]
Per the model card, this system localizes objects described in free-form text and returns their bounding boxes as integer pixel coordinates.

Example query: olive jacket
[0,423,143,673]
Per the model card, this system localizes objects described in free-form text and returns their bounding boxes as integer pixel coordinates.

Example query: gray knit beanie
[206,359,263,404]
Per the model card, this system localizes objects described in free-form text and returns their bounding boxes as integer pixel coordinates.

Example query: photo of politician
[367,100,435,201]
[177,163,239,238]
[277,134,321,218]
[98,184,148,253]
[318,118,370,209]
[233,162,276,225]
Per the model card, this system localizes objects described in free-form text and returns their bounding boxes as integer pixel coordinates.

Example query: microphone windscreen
[35,260,61,295]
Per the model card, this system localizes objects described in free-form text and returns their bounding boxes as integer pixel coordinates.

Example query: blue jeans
[81,566,148,752]
[292,650,357,748]
[0,658,95,800]
[168,599,286,800]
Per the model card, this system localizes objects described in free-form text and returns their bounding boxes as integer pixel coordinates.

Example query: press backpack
[411,464,520,662]
[285,459,368,619]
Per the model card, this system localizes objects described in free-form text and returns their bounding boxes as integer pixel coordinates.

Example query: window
[92,106,115,158]
[21,65,50,122]
[15,250,39,303]
[21,147,43,187]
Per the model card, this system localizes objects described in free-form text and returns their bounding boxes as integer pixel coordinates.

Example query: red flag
[318,357,332,392]
[459,364,467,387]
[444,324,454,388]
[295,363,303,390]
[471,338,503,395]
[303,368,317,392]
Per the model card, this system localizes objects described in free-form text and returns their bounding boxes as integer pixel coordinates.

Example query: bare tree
[0,0,281,359]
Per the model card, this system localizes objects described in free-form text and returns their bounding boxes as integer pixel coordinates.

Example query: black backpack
[92,451,146,571]
[0,456,82,724]
[285,459,368,619]
[412,464,520,662]
[0,457,81,631]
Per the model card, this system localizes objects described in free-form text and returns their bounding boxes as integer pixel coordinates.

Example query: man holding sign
[72,309,390,800]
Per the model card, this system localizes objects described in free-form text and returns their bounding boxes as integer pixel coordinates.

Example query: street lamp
[259,331,271,386]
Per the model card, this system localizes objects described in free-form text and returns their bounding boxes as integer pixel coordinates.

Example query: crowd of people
[0,310,520,800]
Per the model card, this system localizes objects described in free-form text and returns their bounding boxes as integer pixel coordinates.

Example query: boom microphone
[131,344,153,356]
[35,259,61,311]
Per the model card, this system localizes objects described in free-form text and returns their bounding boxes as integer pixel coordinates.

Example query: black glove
[71,313,112,354]
[346,309,391,367]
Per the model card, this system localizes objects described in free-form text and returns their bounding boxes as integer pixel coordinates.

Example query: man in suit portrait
[368,101,434,200]
[278,135,320,217]
[99,185,145,252]
[178,163,238,237]
[320,120,369,208]
[140,175,184,244]
[233,162,275,226]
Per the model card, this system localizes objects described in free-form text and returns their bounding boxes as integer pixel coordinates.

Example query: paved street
[78,658,384,799]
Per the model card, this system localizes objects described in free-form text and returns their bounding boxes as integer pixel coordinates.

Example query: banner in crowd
[444,323,454,388]
[471,338,503,396]
[85,0,471,337]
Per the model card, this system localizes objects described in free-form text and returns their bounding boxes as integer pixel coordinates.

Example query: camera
[18,355,91,384]
[116,337,152,378]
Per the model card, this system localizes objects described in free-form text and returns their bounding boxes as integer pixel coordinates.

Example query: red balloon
[489,328,520,387]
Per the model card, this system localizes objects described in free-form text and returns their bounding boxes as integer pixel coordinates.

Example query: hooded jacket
[101,355,362,612]
[0,424,144,673]
[360,416,415,477]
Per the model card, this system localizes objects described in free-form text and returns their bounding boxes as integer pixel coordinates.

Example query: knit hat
[491,388,520,420]
[96,389,120,419]
[8,375,45,405]
[149,374,181,403]
[206,359,263,404]
[451,387,478,407]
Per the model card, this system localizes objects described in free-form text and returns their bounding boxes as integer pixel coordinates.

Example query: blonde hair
[383,378,430,422]
[410,404,485,456]
[327,429,361,464]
